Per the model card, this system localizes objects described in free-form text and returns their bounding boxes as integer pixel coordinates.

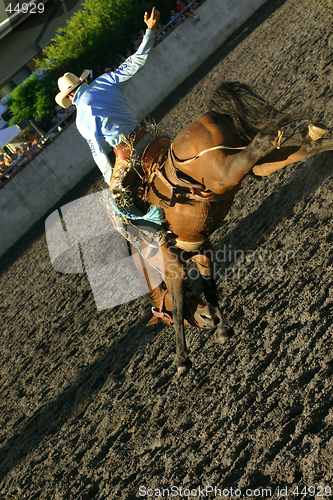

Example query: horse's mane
[207,82,308,144]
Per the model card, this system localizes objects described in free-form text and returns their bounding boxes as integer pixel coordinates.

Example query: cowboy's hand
[144,7,160,31]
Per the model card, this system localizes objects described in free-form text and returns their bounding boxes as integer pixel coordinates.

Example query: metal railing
[155,0,200,40]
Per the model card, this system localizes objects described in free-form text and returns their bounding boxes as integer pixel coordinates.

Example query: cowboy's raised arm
[110,7,160,85]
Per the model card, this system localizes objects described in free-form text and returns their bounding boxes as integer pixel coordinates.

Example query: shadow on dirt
[0,310,165,482]
[213,152,333,272]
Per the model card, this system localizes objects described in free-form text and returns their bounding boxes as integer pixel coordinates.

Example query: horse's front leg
[191,243,233,342]
[162,245,192,374]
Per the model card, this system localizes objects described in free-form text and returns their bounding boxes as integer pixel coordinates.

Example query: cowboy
[55,7,166,244]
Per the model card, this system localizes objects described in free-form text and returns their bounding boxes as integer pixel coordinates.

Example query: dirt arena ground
[1,0,333,498]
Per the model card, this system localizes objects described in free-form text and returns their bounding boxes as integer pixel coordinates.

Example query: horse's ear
[147,316,159,326]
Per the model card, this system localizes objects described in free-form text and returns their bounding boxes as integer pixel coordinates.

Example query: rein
[169,129,284,166]
[164,131,284,197]
[170,142,247,166]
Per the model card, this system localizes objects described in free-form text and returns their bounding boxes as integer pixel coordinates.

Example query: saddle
[140,136,226,207]
[137,135,222,252]
[113,125,147,160]
[141,135,171,181]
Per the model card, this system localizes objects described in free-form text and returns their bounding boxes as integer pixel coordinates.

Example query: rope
[170,142,246,165]
[170,129,285,165]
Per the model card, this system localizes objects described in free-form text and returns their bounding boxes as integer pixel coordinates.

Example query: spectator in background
[12,148,23,169]
[132,37,142,52]
[17,148,29,167]
[0,165,10,184]
[184,0,198,8]
[34,115,57,135]
[56,106,74,126]
[175,0,200,22]
[23,129,40,144]
[170,9,184,26]
[4,155,12,168]
[132,30,145,51]
[0,157,12,184]
[14,147,23,161]
[174,0,185,13]
[117,54,126,64]
[25,140,41,160]
[155,22,171,42]
[104,65,118,72]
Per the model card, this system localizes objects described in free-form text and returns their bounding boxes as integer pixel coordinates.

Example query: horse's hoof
[177,358,192,376]
[308,123,329,141]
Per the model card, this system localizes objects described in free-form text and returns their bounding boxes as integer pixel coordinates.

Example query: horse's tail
[207,82,309,144]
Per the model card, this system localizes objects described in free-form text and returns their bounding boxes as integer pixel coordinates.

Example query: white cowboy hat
[55,69,90,108]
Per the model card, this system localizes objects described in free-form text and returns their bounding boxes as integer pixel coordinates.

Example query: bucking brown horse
[130,81,333,375]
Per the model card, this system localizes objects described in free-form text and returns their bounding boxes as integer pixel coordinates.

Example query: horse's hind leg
[253,135,333,177]
[162,245,192,374]
[281,123,329,146]
[224,126,332,185]
[191,243,233,342]
[308,124,329,141]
